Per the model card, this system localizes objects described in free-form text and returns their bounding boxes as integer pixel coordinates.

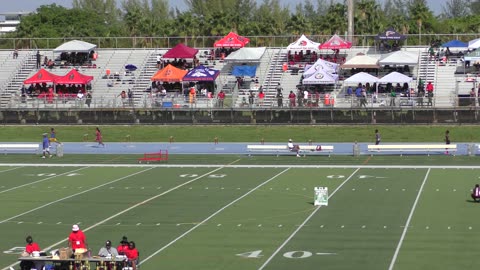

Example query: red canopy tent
[214,32,250,48]
[23,69,62,84]
[319,34,352,50]
[163,43,199,59]
[56,69,94,85]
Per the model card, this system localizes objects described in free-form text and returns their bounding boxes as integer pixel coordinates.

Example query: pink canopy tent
[319,34,352,50]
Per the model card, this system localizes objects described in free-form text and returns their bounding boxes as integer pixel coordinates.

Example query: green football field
[0,164,478,270]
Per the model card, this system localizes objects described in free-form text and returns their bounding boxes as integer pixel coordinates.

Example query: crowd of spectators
[287,50,346,66]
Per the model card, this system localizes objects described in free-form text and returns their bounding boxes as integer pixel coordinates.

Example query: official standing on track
[375,129,381,145]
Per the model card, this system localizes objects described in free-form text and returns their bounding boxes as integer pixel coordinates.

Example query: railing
[5,93,480,111]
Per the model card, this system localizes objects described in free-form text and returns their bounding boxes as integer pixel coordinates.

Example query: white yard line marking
[139,168,291,266]
[0,167,88,195]
[388,168,430,270]
[2,166,225,270]
[0,168,152,225]
[0,167,21,173]
[257,168,360,270]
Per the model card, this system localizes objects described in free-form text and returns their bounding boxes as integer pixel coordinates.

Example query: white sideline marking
[0,167,88,195]
[2,166,225,270]
[388,168,430,270]
[0,167,21,173]
[257,168,360,270]
[140,168,291,266]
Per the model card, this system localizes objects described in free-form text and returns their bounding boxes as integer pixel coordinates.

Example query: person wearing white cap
[287,139,300,157]
[68,224,87,252]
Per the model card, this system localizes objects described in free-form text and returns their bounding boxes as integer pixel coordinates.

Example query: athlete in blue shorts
[42,134,52,158]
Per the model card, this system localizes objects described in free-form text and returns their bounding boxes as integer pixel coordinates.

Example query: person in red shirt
[125,241,139,270]
[117,236,129,255]
[21,236,41,270]
[217,90,225,108]
[68,224,87,252]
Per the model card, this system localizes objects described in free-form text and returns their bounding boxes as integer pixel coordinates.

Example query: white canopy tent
[468,38,480,49]
[287,34,321,51]
[303,59,339,77]
[53,40,97,53]
[224,47,266,62]
[341,54,380,69]
[379,51,419,66]
[344,72,379,83]
[377,71,413,83]
[302,69,338,84]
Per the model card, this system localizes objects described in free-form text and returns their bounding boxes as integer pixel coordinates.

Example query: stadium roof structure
[214,32,250,48]
[163,43,199,59]
[151,64,188,82]
[53,40,97,53]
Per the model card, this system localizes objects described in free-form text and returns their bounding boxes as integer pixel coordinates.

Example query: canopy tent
[468,38,480,49]
[287,34,320,51]
[341,54,380,69]
[464,50,480,61]
[163,43,199,59]
[379,51,419,66]
[214,32,250,48]
[377,71,413,83]
[319,34,352,50]
[151,64,188,82]
[302,69,338,85]
[182,65,219,81]
[224,47,266,62]
[53,40,97,53]
[24,69,62,84]
[375,27,406,40]
[442,40,468,48]
[303,59,339,77]
[55,69,94,85]
[344,72,379,83]
[231,65,257,77]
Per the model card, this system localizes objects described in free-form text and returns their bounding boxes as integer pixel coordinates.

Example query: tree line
[7,0,480,47]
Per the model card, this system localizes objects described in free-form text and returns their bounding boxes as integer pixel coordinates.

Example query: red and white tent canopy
[319,34,352,50]
[214,32,250,48]
[287,34,320,51]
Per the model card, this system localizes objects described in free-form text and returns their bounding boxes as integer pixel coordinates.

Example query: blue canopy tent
[442,40,468,48]
[182,65,220,81]
[232,65,257,77]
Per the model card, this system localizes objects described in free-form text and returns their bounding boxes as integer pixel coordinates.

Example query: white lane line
[2,166,224,270]
[257,168,360,270]
[0,167,88,195]
[140,168,291,266]
[0,168,152,225]
[0,167,21,173]
[388,168,430,270]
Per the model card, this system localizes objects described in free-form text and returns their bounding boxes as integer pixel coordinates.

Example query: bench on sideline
[247,144,334,157]
[0,143,40,154]
[138,150,169,163]
[367,144,457,156]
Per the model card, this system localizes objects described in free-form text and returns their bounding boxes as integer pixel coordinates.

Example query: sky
[0,0,446,15]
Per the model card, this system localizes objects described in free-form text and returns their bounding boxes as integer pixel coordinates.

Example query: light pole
[417,20,422,45]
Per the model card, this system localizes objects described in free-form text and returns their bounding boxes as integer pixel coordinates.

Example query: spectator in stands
[360,87,368,108]
[276,88,283,107]
[13,49,18,59]
[217,90,225,108]
[287,139,300,157]
[85,92,92,108]
[119,90,127,106]
[346,86,353,97]
[477,86,480,107]
[288,91,296,107]
[36,51,41,69]
[470,88,476,107]
[258,90,265,106]
[68,224,87,252]
[248,91,255,106]
[471,184,480,202]
[390,89,396,106]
